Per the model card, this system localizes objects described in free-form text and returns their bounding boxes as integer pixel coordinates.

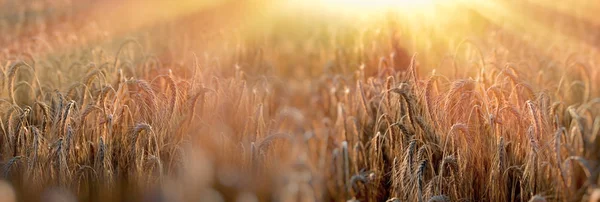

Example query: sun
[325,0,436,8]
[318,0,442,13]
[282,0,458,17]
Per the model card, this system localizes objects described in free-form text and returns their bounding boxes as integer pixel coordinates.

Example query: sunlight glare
[318,0,446,13]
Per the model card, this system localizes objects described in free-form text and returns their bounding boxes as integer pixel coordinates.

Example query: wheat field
[0,0,599,201]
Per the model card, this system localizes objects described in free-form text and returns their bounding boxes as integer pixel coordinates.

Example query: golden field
[0,0,599,201]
